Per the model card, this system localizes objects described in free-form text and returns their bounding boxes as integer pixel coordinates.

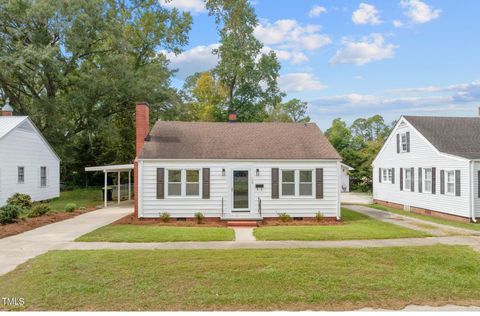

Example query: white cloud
[278,73,326,93]
[393,20,404,27]
[330,34,397,66]
[309,5,327,17]
[352,3,383,25]
[400,0,441,24]
[163,44,219,79]
[268,48,309,65]
[254,19,331,51]
[159,0,206,13]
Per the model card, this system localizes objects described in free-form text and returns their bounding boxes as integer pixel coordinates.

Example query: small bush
[194,212,204,224]
[7,193,33,211]
[0,204,21,225]
[79,207,87,211]
[315,212,324,222]
[64,203,77,212]
[160,212,170,223]
[278,212,291,222]
[28,203,50,218]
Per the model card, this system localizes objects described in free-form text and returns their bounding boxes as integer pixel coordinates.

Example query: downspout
[337,161,341,220]
[470,160,477,222]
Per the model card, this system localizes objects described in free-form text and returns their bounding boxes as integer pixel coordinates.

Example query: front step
[226,221,259,227]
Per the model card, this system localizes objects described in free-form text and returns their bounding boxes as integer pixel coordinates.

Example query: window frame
[382,168,392,183]
[445,170,455,195]
[165,168,202,198]
[299,170,313,197]
[18,166,25,184]
[185,169,201,197]
[403,168,411,192]
[423,168,433,194]
[280,169,314,198]
[40,166,47,188]
[400,132,408,153]
[280,169,296,197]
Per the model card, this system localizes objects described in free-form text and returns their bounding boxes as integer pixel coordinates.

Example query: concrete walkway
[0,204,132,275]
[344,204,480,236]
[341,192,373,204]
[233,227,256,242]
[62,235,480,250]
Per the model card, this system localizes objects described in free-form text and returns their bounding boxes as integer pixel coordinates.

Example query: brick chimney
[134,102,150,216]
[1,99,13,116]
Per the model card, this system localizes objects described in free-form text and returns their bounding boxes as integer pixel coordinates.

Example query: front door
[232,170,250,211]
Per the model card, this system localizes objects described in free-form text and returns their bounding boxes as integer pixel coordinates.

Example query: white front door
[231,169,250,212]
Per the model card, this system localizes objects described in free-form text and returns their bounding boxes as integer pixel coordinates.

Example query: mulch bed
[0,207,98,239]
[259,219,344,226]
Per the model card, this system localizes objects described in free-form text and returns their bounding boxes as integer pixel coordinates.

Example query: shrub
[0,204,21,225]
[64,203,77,212]
[278,212,291,222]
[7,193,33,211]
[28,203,50,218]
[79,207,87,211]
[160,212,170,223]
[194,212,204,224]
[315,212,324,222]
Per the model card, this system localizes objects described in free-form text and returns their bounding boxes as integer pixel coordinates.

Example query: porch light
[256,169,260,176]
[222,168,225,176]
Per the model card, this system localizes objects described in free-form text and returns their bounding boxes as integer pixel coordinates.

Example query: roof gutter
[470,160,477,222]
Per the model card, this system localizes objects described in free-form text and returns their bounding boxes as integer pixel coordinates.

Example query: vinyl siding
[473,162,480,217]
[139,160,340,218]
[373,118,471,218]
[0,123,60,206]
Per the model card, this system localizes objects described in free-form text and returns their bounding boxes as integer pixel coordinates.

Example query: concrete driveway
[341,192,373,204]
[0,203,132,275]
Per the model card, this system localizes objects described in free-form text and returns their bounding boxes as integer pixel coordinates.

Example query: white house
[131,103,342,221]
[373,115,480,222]
[0,102,60,206]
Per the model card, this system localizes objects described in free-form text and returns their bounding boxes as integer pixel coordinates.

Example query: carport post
[104,170,108,208]
[128,170,131,201]
[117,171,121,204]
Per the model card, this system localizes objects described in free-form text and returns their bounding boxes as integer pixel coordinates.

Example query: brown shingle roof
[404,115,480,159]
[139,121,341,160]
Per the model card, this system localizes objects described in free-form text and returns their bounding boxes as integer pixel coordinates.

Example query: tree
[0,0,192,185]
[267,99,310,123]
[206,0,283,122]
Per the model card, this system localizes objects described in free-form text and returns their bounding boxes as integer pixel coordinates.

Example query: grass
[253,208,430,241]
[76,225,235,242]
[47,188,103,212]
[369,204,480,232]
[2,246,480,311]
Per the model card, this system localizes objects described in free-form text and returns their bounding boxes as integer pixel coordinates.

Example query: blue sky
[161,0,480,129]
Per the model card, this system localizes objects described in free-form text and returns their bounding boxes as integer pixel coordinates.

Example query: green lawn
[2,246,480,311]
[76,225,235,242]
[47,188,103,212]
[369,204,480,232]
[254,208,430,241]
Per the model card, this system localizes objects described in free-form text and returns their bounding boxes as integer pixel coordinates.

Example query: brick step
[226,221,259,227]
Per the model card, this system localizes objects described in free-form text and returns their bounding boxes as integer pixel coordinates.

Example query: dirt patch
[113,214,228,227]
[260,218,344,226]
[0,207,97,239]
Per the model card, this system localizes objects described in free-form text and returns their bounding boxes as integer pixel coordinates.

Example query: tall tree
[0,0,192,185]
[267,99,310,122]
[206,0,283,122]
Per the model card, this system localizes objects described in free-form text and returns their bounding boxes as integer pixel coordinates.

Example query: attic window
[400,133,408,152]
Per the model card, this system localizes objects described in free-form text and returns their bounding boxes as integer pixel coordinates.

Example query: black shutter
[272,168,279,199]
[418,168,422,193]
[379,168,382,183]
[440,170,445,194]
[411,167,415,191]
[400,168,403,191]
[156,168,164,199]
[396,134,400,153]
[316,168,324,199]
[406,132,410,152]
[432,167,436,194]
[202,168,210,199]
[391,168,395,184]
[455,170,461,196]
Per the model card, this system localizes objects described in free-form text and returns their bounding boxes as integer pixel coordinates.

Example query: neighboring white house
[131,103,342,221]
[0,103,60,207]
[373,115,480,222]
[340,163,353,192]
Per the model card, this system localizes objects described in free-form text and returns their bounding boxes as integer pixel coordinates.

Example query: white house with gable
[0,102,60,206]
[373,115,480,222]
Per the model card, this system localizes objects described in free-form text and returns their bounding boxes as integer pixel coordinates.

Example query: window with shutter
[272,168,279,199]
[156,168,164,199]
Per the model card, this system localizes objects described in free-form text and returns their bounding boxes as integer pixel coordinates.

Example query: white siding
[341,167,350,192]
[373,118,471,218]
[139,160,340,218]
[474,162,480,218]
[0,123,60,206]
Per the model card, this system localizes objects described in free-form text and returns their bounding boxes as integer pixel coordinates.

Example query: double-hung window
[404,168,411,191]
[382,168,392,183]
[446,170,455,195]
[40,166,47,187]
[299,170,313,196]
[281,170,295,196]
[167,169,201,197]
[400,133,408,152]
[423,168,432,193]
[281,169,313,197]
[18,166,25,184]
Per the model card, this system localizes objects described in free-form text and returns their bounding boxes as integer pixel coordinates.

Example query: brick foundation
[374,199,472,223]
